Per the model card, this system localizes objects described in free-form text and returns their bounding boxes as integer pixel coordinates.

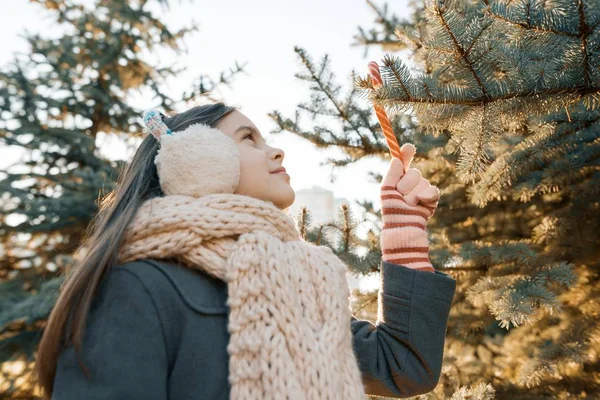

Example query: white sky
[0,0,411,221]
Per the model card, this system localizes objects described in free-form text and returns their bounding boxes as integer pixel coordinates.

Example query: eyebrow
[234,125,265,142]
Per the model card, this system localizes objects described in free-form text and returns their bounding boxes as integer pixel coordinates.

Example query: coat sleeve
[52,268,169,400]
[351,261,456,398]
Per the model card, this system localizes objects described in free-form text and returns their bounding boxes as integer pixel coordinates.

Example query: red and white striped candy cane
[368,61,402,160]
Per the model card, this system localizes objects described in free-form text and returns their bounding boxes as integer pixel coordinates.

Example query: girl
[35,103,456,399]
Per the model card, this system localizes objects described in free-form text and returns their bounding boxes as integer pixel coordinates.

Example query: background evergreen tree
[0,0,244,396]
[274,0,599,398]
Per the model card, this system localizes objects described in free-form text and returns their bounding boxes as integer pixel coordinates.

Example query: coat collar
[140,258,229,315]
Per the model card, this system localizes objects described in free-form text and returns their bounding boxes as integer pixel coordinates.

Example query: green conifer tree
[0,0,244,396]
[274,0,599,398]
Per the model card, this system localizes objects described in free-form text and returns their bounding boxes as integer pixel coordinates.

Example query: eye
[243,131,255,142]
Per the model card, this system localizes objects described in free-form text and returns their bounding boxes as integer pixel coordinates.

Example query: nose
[269,146,284,162]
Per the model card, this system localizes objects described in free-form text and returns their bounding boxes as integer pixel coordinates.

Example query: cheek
[238,149,269,183]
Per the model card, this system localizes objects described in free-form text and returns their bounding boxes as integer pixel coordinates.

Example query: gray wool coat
[52,258,456,399]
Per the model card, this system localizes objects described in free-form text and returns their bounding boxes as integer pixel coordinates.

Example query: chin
[275,188,295,210]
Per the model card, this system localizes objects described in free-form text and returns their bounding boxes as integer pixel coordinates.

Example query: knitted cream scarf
[117,192,367,399]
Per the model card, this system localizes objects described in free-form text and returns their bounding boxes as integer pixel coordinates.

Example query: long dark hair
[34,102,237,399]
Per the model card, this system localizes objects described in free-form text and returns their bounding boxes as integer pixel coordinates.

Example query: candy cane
[368,61,402,160]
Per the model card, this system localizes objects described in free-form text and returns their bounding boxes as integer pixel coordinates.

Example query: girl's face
[215,110,295,211]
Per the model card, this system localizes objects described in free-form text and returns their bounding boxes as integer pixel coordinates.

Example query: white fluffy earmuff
[143,110,241,198]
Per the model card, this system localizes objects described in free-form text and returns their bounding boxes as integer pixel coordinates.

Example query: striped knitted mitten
[379,143,440,273]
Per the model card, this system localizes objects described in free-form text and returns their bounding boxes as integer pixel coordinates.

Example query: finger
[404,178,430,206]
[421,196,439,208]
[424,200,438,216]
[400,143,416,173]
[414,202,436,217]
[381,158,405,189]
[420,196,439,214]
[396,168,421,195]
[416,185,440,203]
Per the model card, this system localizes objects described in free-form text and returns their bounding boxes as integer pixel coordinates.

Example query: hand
[379,143,440,272]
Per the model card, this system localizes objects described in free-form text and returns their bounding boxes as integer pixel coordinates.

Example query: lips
[271,167,286,174]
